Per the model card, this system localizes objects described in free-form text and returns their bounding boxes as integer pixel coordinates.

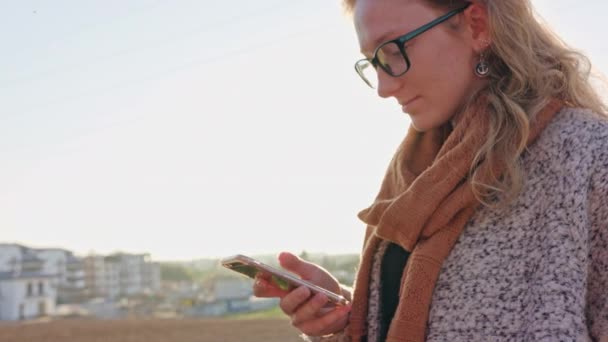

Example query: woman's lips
[400,96,420,112]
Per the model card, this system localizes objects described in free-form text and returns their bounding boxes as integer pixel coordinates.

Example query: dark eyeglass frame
[355,2,472,88]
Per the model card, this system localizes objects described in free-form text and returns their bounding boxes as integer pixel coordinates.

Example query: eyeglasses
[354,3,471,89]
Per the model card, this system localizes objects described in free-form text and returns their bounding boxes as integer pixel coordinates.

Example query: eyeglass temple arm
[398,3,472,43]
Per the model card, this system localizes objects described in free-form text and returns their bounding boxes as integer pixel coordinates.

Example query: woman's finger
[296,304,351,336]
[290,292,329,325]
[278,252,322,281]
[279,286,311,315]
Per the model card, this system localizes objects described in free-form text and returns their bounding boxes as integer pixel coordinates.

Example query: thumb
[278,252,320,280]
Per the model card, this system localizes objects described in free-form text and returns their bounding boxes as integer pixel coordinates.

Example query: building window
[27,282,33,297]
[38,282,44,295]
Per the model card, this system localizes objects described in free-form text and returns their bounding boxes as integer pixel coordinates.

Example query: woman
[254,0,608,341]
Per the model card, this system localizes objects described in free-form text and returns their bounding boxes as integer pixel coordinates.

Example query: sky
[1,1,607,261]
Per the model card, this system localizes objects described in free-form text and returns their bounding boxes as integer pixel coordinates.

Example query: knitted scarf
[346,98,564,342]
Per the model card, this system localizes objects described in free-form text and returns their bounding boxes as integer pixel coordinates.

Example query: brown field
[0,318,304,342]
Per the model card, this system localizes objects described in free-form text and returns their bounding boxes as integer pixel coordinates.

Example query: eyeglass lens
[357,42,409,88]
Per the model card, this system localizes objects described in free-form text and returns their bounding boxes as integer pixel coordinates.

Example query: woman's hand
[252,252,352,336]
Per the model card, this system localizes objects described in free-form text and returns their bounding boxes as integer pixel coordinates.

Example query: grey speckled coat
[304,107,608,342]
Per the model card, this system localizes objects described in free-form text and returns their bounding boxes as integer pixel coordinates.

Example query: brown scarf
[346,98,564,342]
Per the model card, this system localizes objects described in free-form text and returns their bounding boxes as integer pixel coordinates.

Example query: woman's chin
[408,118,431,132]
[408,117,445,132]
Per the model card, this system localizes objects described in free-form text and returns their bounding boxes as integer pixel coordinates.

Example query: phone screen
[224,262,291,291]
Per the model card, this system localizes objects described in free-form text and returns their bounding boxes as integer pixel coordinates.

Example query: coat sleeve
[587,130,608,342]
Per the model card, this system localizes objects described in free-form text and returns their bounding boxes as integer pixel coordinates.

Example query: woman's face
[354,0,484,131]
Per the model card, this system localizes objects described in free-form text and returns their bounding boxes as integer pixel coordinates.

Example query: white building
[35,248,86,303]
[83,252,160,300]
[83,255,106,298]
[103,253,144,296]
[119,253,144,296]
[83,255,108,298]
[143,262,161,293]
[83,255,120,300]
[0,243,162,318]
[0,244,57,320]
[104,258,121,299]
[0,272,56,320]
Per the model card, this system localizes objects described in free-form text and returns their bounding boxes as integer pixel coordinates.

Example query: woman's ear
[463,2,491,52]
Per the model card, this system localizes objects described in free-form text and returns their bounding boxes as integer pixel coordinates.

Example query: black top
[379,242,411,341]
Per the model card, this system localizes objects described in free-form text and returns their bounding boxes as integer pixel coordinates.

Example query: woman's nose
[376,68,401,98]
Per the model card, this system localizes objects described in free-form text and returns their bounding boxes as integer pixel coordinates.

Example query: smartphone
[220,254,350,306]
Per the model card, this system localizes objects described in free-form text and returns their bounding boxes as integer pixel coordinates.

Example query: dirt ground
[0,318,305,342]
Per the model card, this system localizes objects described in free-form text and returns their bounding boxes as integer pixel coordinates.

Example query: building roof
[34,247,72,253]
[0,243,29,253]
[0,243,72,262]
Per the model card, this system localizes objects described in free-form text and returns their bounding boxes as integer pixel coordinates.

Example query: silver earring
[475,39,491,78]
[475,51,490,77]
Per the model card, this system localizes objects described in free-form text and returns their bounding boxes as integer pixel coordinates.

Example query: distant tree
[337,255,361,273]
[299,250,310,261]
[160,263,193,282]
